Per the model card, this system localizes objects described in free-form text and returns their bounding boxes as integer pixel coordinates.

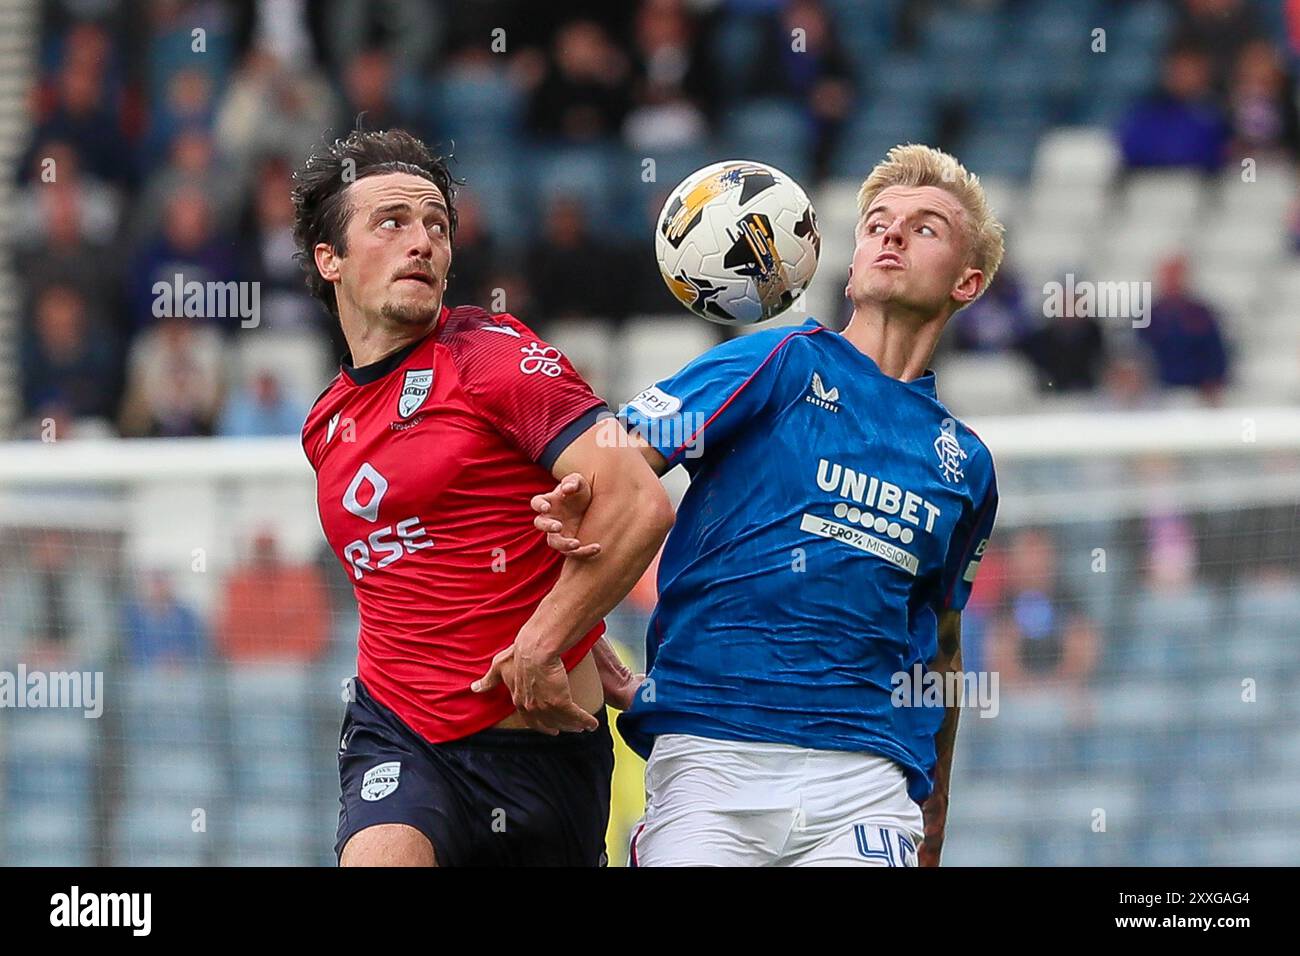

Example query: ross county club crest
[398,369,433,419]
[360,761,402,802]
[933,420,967,484]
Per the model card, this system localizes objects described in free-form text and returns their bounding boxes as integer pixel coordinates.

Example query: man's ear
[314,242,340,283]
[952,266,984,305]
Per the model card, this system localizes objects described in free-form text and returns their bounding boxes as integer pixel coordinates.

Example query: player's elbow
[632,470,676,546]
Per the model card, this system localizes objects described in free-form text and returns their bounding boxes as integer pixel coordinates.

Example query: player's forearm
[518,466,674,659]
[626,427,670,477]
[921,612,963,863]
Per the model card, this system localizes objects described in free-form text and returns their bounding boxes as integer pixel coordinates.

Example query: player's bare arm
[532,428,668,556]
[474,416,674,732]
[919,608,963,867]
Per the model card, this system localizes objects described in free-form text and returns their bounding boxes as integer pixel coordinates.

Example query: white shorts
[630,734,925,867]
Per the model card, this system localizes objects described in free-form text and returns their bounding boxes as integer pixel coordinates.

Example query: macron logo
[50,886,151,936]
[805,371,840,413]
[327,412,341,443]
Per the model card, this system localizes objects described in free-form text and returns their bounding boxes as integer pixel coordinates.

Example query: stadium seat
[1032,127,1121,188]
[930,353,1037,417]
[721,99,814,184]
[431,66,524,151]
[957,126,1040,182]
[526,144,622,229]
[1122,584,1220,678]
[227,802,315,866]
[832,100,939,179]
[231,331,332,411]
[1122,170,1209,226]
[709,14,767,99]
[615,316,720,404]
[3,802,94,866]
[1227,576,1300,672]
[120,665,219,748]
[1215,161,1299,226]
[540,317,617,400]
[122,747,224,802]
[111,798,210,866]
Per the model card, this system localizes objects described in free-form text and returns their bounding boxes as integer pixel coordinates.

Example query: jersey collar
[340,306,447,385]
[801,318,939,400]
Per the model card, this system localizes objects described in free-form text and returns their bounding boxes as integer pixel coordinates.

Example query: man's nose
[882,216,907,245]
[408,228,434,258]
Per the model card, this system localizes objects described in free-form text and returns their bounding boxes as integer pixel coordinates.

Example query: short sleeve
[449,309,608,468]
[619,328,800,474]
[939,471,999,612]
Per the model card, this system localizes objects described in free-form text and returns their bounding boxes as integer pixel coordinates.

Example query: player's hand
[598,654,644,711]
[512,645,600,735]
[532,472,601,559]
[471,644,598,735]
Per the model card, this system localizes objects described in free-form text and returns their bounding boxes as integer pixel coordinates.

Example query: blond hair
[856,144,1005,300]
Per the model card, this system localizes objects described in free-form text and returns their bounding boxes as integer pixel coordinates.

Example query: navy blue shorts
[335,677,614,866]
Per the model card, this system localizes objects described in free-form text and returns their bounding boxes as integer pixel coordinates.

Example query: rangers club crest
[398,368,433,419]
[934,420,967,484]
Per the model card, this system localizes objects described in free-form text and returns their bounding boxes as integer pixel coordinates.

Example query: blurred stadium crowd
[14,0,1300,441]
[2,0,1298,866]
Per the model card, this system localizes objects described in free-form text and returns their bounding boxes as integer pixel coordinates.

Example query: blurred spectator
[1138,255,1230,400]
[747,0,854,178]
[25,21,133,188]
[130,126,241,249]
[623,0,711,150]
[1173,0,1266,91]
[1226,39,1300,162]
[0,529,115,669]
[987,528,1100,688]
[15,139,121,249]
[527,195,624,319]
[128,185,238,330]
[218,370,310,437]
[1118,44,1230,171]
[213,45,338,188]
[121,569,205,665]
[1142,510,1201,592]
[1099,348,1161,410]
[318,0,440,75]
[237,154,324,334]
[526,20,632,142]
[1019,297,1107,394]
[21,284,120,422]
[947,265,1034,353]
[119,317,223,437]
[144,67,216,163]
[442,193,497,309]
[215,530,329,662]
[15,184,124,365]
[337,47,418,135]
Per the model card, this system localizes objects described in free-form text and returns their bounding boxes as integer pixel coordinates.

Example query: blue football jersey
[617,318,998,803]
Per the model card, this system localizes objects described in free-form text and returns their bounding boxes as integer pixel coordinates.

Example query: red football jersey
[302,305,609,742]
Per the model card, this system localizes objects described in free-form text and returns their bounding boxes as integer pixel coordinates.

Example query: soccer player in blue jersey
[494,144,1004,866]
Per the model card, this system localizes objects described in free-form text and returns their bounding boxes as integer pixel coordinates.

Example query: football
[654,159,821,326]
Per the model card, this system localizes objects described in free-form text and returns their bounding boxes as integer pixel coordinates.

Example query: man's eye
[430,222,446,236]
[380,217,400,229]
[918,224,936,236]
[867,222,885,233]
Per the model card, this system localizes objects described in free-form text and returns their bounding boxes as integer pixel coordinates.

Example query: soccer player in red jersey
[292,128,674,866]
